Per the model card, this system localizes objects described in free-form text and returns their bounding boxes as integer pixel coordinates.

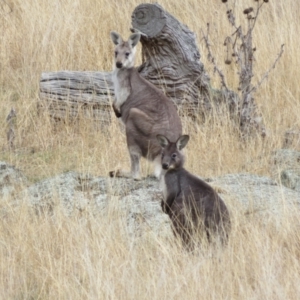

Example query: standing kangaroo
[109,31,182,180]
[156,134,231,248]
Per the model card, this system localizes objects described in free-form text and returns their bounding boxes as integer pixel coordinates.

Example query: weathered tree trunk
[39,71,113,126]
[39,3,264,136]
[131,3,212,116]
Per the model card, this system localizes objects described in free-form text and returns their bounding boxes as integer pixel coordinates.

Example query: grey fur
[110,32,182,180]
[157,134,231,248]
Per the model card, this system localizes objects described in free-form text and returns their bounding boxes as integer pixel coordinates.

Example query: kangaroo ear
[110,31,122,45]
[156,135,169,148]
[176,135,189,150]
[128,33,141,48]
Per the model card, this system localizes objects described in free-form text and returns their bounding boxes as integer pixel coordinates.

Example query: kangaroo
[109,31,182,180]
[156,134,231,248]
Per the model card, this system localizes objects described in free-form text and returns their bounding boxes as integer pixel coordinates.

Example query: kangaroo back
[157,134,231,248]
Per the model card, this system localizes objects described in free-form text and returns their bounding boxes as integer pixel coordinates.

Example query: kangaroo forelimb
[112,103,122,118]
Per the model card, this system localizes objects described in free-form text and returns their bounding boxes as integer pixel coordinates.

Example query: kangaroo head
[156,134,190,171]
[110,31,141,69]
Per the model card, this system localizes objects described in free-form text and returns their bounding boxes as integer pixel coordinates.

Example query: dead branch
[251,44,285,94]
[201,24,229,92]
[201,0,283,138]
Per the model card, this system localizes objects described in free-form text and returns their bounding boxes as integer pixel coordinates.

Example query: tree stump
[131,3,212,116]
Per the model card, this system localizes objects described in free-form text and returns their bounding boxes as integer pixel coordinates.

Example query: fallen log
[39,3,265,136]
[39,71,113,126]
[39,3,215,126]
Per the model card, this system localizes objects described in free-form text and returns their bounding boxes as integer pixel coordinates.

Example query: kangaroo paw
[133,175,142,181]
[109,170,117,177]
[109,169,133,179]
[147,174,157,179]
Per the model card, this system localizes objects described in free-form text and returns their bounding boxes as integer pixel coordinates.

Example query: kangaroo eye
[115,51,118,57]
[125,52,130,58]
[171,153,177,159]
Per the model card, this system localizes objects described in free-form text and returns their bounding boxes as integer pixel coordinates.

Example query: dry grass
[1,201,300,299]
[1,0,300,298]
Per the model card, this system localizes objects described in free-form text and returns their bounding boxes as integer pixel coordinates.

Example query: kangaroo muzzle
[162,162,169,170]
[116,62,123,68]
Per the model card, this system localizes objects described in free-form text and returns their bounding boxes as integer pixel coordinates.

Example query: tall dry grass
[0,0,300,298]
[1,202,300,299]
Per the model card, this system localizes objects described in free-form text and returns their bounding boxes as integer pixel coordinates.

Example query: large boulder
[209,173,300,223]
[1,162,299,236]
[270,149,300,191]
[17,172,171,238]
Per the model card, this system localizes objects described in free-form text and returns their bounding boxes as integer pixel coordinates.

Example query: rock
[280,169,300,192]
[17,172,172,239]
[0,161,27,199]
[270,149,300,170]
[210,173,300,222]
[270,149,300,191]
[2,161,299,236]
[283,129,300,150]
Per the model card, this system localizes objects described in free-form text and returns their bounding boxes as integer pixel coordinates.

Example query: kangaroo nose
[116,62,122,68]
[162,163,169,170]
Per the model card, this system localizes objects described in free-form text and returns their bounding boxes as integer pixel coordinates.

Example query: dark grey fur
[157,134,231,248]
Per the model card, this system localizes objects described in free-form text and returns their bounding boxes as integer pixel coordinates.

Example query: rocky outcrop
[1,161,300,237]
[270,149,300,192]
[209,174,300,222]
[17,172,172,238]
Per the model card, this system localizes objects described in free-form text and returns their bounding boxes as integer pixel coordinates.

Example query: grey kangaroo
[109,31,182,180]
[156,134,231,248]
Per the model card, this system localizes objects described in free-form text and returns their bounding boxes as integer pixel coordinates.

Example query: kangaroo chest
[160,175,168,201]
[161,171,182,200]
[112,69,131,111]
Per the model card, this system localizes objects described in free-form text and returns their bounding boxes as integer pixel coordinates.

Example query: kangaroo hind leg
[126,108,155,180]
[109,108,154,180]
[109,147,142,180]
[129,147,142,180]
[127,108,154,136]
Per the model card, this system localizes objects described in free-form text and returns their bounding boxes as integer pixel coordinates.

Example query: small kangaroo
[156,134,231,248]
[109,31,182,180]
